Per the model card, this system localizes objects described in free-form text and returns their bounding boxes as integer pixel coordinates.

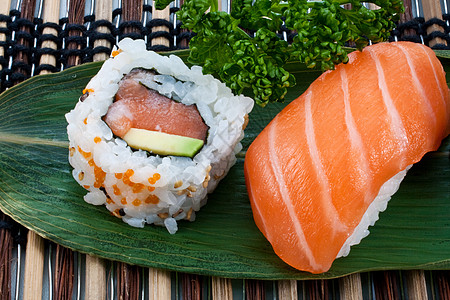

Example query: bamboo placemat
[0,0,449,299]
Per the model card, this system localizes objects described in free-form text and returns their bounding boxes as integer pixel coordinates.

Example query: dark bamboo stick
[66,0,86,67]
[245,279,265,300]
[395,0,418,39]
[436,271,450,300]
[121,0,143,22]
[53,244,74,300]
[306,279,330,300]
[116,262,141,300]
[11,0,36,85]
[182,272,204,300]
[0,213,12,299]
[121,0,143,35]
[373,271,401,300]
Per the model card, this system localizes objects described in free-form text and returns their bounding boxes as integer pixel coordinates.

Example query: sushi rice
[337,165,411,258]
[66,38,254,234]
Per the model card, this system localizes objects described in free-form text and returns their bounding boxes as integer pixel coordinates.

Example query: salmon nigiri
[244,42,450,274]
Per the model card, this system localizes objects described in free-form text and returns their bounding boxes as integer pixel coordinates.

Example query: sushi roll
[66,38,254,234]
[244,42,450,273]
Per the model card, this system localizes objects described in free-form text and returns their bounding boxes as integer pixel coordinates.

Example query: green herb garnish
[155,0,403,106]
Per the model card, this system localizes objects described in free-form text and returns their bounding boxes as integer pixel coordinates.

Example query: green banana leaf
[0,50,449,280]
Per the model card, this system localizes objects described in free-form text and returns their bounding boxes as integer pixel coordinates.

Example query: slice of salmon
[244,42,450,274]
[104,69,209,141]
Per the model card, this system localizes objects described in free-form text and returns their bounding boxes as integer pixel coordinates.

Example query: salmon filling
[104,69,209,142]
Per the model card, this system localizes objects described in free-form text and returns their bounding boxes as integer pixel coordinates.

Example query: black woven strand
[0,217,27,246]
[391,17,426,43]
[112,8,122,22]
[442,13,450,27]
[9,9,20,19]
[143,4,152,14]
[118,20,146,41]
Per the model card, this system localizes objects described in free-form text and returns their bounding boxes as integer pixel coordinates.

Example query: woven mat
[0,2,450,299]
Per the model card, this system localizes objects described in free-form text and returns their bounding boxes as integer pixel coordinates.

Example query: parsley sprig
[156,0,403,106]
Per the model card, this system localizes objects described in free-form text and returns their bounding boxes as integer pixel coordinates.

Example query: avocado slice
[123,128,204,157]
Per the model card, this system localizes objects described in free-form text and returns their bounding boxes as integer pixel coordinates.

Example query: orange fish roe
[121,198,127,205]
[147,186,155,192]
[77,146,91,159]
[82,88,94,94]
[112,184,121,196]
[90,161,106,188]
[123,178,130,186]
[132,183,145,193]
[111,49,122,57]
[94,167,105,178]
[123,169,135,186]
[148,172,161,184]
[132,199,142,206]
[123,177,134,186]
[94,136,101,143]
[145,194,159,204]
[95,174,105,183]
[115,173,123,179]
